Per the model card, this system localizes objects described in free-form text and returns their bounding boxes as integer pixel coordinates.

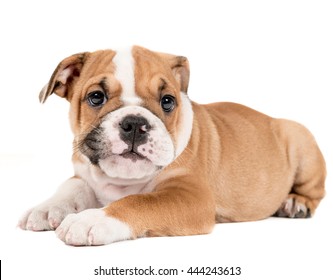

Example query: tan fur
[40,46,326,240]
[105,101,326,237]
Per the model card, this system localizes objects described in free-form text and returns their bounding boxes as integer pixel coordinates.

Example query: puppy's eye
[87,91,107,107]
[160,95,175,112]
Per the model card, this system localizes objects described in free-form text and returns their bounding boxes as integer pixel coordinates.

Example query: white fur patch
[18,177,98,231]
[56,208,132,246]
[101,120,128,155]
[74,160,156,206]
[175,92,193,157]
[113,47,142,106]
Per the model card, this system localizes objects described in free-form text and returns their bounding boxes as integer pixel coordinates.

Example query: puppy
[19,46,326,246]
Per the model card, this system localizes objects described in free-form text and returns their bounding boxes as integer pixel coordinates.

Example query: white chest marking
[74,161,156,206]
[113,47,141,106]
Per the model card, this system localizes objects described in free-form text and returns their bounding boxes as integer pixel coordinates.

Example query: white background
[0,0,332,279]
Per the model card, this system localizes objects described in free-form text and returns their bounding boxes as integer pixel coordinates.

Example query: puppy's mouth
[120,150,147,162]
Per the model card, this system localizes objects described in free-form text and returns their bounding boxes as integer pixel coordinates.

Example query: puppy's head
[40,46,193,180]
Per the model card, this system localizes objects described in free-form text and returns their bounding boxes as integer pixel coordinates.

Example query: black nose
[119,115,151,145]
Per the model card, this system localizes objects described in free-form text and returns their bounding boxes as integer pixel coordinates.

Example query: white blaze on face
[113,47,142,106]
[92,47,193,181]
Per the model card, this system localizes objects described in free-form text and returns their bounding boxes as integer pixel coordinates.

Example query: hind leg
[275,161,325,219]
[275,193,311,218]
[274,121,326,218]
[275,162,325,219]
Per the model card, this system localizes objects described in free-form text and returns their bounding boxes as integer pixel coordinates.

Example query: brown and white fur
[19,46,326,246]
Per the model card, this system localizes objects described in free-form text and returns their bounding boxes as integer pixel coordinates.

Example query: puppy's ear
[39,52,88,103]
[160,53,190,94]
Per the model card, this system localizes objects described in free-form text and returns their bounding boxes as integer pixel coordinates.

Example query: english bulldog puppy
[19,46,326,246]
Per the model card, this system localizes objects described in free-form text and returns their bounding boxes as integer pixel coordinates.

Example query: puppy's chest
[74,162,155,205]
[91,182,149,206]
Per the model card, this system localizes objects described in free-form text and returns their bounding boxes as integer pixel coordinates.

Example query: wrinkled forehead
[79,46,177,104]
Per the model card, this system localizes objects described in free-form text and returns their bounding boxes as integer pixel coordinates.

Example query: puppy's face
[40,46,193,180]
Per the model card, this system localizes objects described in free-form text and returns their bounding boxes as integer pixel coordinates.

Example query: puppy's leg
[276,170,325,218]
[19,177,99,231]
[56,178,216,246]
[275,194,312,218]
[275,126,326,218]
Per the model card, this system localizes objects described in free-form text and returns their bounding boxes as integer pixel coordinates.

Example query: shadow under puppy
[19,46,326,246]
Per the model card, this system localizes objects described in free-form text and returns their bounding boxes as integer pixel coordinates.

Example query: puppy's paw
[275,195,310,218]
[18,201,82,231]
[56,209,132,246]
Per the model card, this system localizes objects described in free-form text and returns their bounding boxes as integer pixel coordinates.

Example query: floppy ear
[159,53,190,93]
[39,52,88,103]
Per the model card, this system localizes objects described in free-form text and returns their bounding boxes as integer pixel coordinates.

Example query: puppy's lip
[120,151,147,161]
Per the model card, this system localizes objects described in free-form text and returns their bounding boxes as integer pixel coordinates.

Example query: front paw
[18,201,80,231]
[56,209,132,246]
